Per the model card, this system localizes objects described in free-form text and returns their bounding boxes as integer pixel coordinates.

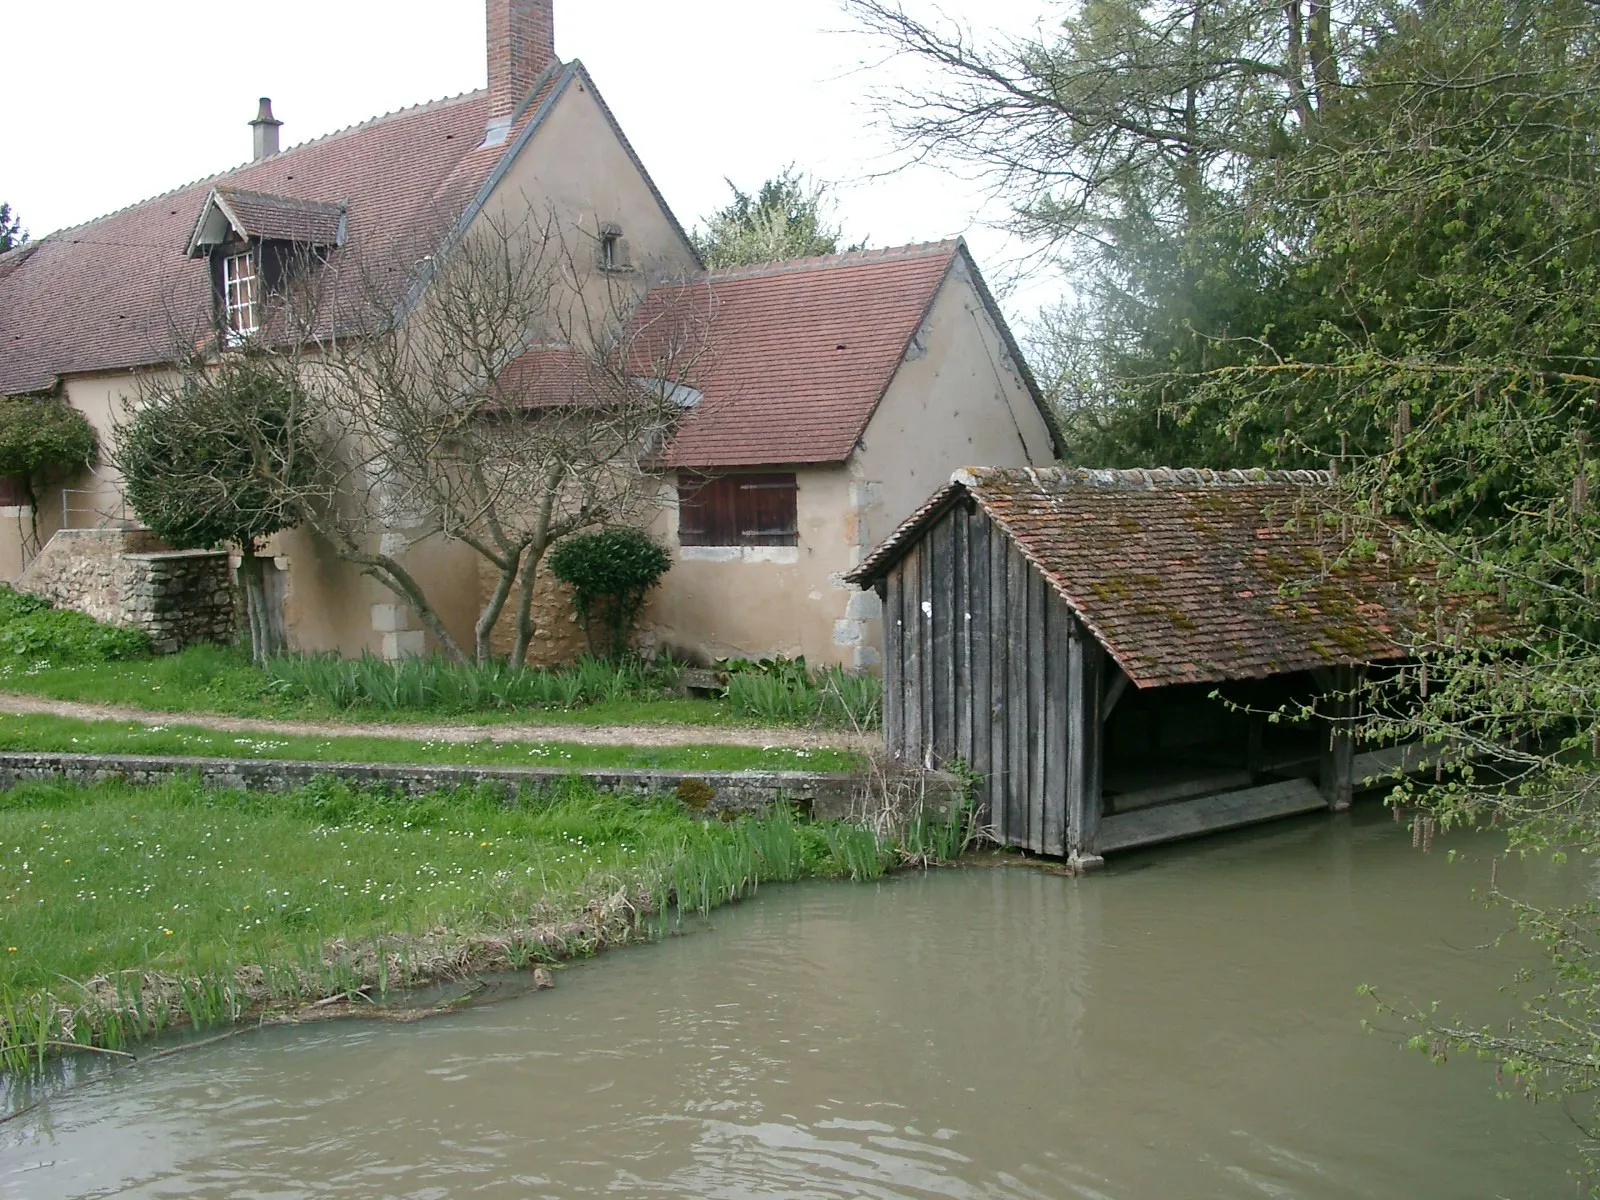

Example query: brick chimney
[487,0,555,133]
[250,98,283,161]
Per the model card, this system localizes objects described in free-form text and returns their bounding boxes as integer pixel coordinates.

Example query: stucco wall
[643,468,862,668]
[0,372,149,587]
[638,264,1057,671]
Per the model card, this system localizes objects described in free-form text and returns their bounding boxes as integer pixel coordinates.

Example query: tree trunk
[340,548,471,664]
[508,544,549,671]
[20,478,42,564]
[474,547,522,666]
[1307,0,1338,111]
[1284,0,1315,127]
[1177,2,1205,227]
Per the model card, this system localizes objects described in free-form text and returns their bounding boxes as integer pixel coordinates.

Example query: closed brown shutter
[678,472,797,547]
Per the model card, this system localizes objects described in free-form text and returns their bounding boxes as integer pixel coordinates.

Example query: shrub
[547,529,671,660]
[0,586,48,625]
[0,605,150,665]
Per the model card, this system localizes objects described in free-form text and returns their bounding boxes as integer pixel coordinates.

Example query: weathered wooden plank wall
[879,504,1101,859]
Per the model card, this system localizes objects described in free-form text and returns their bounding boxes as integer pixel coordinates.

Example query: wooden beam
[1097,778,1327,854]
[1065,616,1105,872]
[1102,670,1130,723]
[883,567,903,759]
[1319,663,1356,811]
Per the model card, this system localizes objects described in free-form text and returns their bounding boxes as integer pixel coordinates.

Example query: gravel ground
[0,692,879,752]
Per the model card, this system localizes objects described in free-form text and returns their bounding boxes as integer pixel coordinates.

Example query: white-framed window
[223,248,260,337]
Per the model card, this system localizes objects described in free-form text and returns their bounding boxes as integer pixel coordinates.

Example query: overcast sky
[1,0,1063,318]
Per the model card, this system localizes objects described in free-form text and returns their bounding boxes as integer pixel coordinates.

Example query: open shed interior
[1102,672,1326,815]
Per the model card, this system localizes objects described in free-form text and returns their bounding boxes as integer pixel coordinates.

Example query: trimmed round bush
[547,529,672,660]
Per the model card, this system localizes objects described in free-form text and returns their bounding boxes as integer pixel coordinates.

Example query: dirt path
[0,691,878,752]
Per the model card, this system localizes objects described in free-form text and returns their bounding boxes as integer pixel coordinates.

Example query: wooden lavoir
[848,467,1413,869]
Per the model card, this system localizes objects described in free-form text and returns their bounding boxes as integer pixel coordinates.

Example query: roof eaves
[956,243,1066,459]
[566,60,703,271]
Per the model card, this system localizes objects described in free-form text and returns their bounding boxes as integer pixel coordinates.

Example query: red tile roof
[627,242,1058,469]
[495,345,635,408]
[0,60,614,397]
[849,467,1412,688]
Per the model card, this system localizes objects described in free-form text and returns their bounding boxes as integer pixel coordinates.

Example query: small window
[599,223,630,271]
[223,247,259,337]
[678,472,798,547]
[0,477,28,507]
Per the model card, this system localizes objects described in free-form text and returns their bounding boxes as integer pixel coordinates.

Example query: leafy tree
[0,397,100,553]
[868,0,1600,1180]
[691,168,860,267]
[0,204,25,254]
[115,351,325,664]
[848,0,1344,457]
[547,528,671,660]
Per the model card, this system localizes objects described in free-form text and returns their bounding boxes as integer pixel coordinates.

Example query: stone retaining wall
[17,530,236,653]
[0,751,967,821]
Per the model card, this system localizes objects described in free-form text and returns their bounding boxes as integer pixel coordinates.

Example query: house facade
[0,1,1057,669]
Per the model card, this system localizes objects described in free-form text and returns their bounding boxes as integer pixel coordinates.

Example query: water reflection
[0,809,1581,1199]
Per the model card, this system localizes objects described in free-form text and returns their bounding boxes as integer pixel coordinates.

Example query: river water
[0,808,1585,1198]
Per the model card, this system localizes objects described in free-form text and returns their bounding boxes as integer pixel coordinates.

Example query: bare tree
[845,0,1352,244]
[310,207,706,666]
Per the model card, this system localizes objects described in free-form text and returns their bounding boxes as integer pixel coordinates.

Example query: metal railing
[60,488,145,532]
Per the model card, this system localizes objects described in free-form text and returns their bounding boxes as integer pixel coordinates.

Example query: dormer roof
[185,187,347,258]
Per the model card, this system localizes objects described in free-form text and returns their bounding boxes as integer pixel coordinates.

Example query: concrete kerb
[0,751,962,821]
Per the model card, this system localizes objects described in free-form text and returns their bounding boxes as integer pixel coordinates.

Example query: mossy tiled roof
[849,467,1409,689]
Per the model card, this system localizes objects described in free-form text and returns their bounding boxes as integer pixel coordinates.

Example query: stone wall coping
[121,550,231,563]
[0,751,874,816]
[0,749,857,786]
[0,752,969,822]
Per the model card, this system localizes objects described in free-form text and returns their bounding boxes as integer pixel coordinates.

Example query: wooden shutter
[678,472,797,547]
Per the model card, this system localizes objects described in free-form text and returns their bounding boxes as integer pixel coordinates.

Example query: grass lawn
[0,777,956,1067]
[0,713,865,773]
[0,645,742,727]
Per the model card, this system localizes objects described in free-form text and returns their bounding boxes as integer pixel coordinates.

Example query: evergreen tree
[0,204,26,254]
[692,169,859,267]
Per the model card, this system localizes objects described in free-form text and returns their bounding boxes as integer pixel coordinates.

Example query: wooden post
[882,572,903,761]
[1319,664,1356,811]
[1065,618,1105,873]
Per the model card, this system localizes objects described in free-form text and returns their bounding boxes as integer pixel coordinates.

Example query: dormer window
[223,247,260,338]
[185,185,347,344]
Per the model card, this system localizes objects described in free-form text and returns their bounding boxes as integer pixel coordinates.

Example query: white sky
[0,0,1065,319]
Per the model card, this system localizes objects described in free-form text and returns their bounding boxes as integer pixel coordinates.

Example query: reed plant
[262,652,682,715]
[0,774,965,1072]
[723,658,883,729]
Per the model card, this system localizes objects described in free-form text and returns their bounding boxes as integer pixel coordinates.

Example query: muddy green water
[0,809,1587,1198]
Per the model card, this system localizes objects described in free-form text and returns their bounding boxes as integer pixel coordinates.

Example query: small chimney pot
[250,97,283,161]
